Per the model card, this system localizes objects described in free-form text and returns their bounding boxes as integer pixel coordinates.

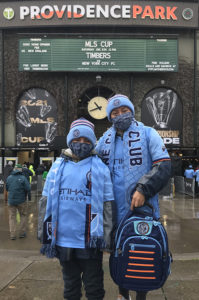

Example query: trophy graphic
[45,122,57,143]
[16,133,22,146]
[16,105,32,128]
[146,90,177,129]
[40,104,52,117]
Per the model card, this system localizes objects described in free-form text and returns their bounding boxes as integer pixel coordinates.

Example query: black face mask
[112,112,133,131]
[70,142,93,158]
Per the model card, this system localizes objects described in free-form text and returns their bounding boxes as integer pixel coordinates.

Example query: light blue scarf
[41,155,106,258]
[96,121,152,211]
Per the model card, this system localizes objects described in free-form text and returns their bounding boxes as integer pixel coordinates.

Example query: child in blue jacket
[96,94,171,300]
[41,118,115,300]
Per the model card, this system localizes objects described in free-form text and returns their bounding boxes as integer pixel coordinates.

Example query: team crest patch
[47,222,52,240]
[73,129,80,138]
[113,99,120,106]
[162,146,166,152]
[137,221,150,235]
[90,213,99,233]
[86,171,92,190]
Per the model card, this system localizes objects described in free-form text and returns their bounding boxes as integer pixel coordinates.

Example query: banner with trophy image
[16,88,57,147]
[141,88,182,146]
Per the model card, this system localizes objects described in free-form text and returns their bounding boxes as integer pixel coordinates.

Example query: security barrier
[0,175,4,194]
[36,175,43,194]
[184,178,195,197]
[159,177,174,198]
[31,175,37,191]
[174,176,185,194]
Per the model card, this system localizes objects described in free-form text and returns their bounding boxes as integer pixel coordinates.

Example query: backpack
[109,208,172,292]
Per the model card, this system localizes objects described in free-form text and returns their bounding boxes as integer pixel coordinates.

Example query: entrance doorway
[15,150,55,171]
[4,157,18,167]
[17,151,34,165]
[40,157,54,170]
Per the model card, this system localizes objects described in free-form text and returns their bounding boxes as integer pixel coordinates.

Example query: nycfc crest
[47,222,52,240]
[113,99,120,106]
[137,221,150,235]
[73,129,80,138]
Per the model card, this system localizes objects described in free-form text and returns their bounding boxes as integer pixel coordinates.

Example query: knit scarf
[41,155,106,258]
[96,121,151,211]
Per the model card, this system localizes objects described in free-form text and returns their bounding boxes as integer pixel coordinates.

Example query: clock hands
[89,102,102,112]
[94,102,102,110]
[89,107,102,112]
[87,96,107,120]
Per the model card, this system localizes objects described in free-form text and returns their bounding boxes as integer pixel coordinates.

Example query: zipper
[157,224,167,257]
[115,219,137,249]
[121,236,162,257]
[115,215,138,241]
[129,243,156,249]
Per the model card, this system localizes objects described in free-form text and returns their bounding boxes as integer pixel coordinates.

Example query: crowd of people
[184,164,199,194]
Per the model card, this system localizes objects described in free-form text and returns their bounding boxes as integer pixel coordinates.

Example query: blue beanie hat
[67,118,96,147]
[106,94,135,121]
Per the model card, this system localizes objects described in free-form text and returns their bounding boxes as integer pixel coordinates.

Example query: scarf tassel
[40,244,57,258]
[89,237,107,249]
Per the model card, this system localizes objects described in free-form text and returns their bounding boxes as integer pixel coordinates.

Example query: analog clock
[87,96,108,120]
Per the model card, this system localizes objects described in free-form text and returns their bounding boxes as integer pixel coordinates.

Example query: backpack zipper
[121,236,162,257]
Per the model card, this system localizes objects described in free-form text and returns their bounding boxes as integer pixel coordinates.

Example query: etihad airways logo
[18,4,179,20]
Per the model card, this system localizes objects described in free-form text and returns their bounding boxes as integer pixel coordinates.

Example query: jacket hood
[11,170,23,175]
[61,148,98,161]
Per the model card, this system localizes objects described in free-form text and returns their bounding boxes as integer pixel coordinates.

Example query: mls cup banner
[16,88,57,147]
[141,88,182,146]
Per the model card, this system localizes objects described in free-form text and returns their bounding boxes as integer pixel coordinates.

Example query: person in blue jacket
[96,94,171,300]
[6,163,30,240]
[184,165,195,179]
[41,118,115,300]
[194,166,199,194]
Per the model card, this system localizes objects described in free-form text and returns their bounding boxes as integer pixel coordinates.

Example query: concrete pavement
[0,192,199,300]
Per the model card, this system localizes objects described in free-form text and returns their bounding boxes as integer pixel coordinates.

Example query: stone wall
[2,30,197,147]
[133,60,195,147]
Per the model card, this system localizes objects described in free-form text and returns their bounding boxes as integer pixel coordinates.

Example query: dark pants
[4,187,8,203]
[136,291,147,300]
[119,287,147,300]
[60,257,105,300]
[195,181,199,194]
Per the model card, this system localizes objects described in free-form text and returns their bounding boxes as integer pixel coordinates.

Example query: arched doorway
[77,86,114,138]
[15,88,58,167]
[16,88,58,147]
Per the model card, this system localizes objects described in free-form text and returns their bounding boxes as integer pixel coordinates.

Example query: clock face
[87,96,108,120]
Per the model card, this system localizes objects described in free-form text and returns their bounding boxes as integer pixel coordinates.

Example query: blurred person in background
[3,161,14,204]
[194,166,199,194]
[29,163,35,183]
[6,164,30,240]
[22,164,33,201]
[35,163,46,175]
[184,165,195,179]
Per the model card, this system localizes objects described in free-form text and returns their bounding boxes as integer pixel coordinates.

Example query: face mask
[70,142,93,158]
[112,112,133,131]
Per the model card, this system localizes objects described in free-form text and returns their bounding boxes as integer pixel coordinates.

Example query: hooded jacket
[3,164,13,181]
[6,170,30,205]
